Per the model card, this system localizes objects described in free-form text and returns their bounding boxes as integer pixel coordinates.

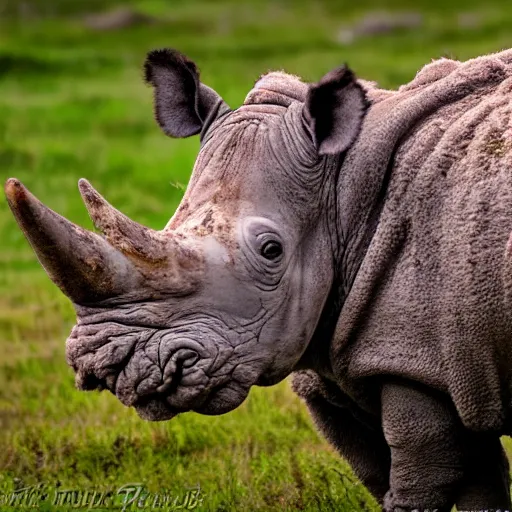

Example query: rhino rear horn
[144,48,231,138]
[5,178,140,304]
[304,65,369,155]
[78,179,203,272]
[78,179,168,263]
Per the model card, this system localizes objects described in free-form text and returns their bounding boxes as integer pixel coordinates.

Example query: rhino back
[332,49,512,433]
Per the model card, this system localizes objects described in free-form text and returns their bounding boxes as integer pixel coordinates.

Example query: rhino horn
[77,180,203,280]
[78,178,169,263]
[5,178,140,304]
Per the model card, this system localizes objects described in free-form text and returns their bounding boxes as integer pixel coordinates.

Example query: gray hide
[319,52,512,433]
[294,49,512,511]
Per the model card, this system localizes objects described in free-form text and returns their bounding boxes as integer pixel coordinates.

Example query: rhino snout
[66,319,243,418]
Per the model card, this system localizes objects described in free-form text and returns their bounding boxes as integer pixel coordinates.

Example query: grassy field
[2,0,512,510]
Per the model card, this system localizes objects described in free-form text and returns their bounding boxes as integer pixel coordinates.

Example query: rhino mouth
[133,397,182,421]
[132,381,250,421]
[66,318,253,421]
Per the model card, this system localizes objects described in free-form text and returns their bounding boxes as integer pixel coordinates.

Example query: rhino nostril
[156,349,200,394]
[180,350,199,368]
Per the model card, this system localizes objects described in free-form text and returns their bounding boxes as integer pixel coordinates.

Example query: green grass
[2,0,512,510]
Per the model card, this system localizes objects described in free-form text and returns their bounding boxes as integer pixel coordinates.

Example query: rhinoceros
[6,47,512,511]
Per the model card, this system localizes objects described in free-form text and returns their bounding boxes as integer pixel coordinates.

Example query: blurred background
[1,0,512,510]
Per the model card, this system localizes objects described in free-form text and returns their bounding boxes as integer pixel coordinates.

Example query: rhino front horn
[5,178,140,304]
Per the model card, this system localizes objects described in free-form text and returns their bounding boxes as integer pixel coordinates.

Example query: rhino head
[5,49,367,421]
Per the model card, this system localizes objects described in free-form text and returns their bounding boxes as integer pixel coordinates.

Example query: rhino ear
[144,48,230,138]
[304,65,368,155]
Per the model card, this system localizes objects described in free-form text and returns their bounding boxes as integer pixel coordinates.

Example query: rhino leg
[292,371,390,503]
[381,379,464,512]
[455,432,511,511]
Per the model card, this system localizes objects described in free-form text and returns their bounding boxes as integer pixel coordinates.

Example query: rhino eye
[261,241,283,260]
